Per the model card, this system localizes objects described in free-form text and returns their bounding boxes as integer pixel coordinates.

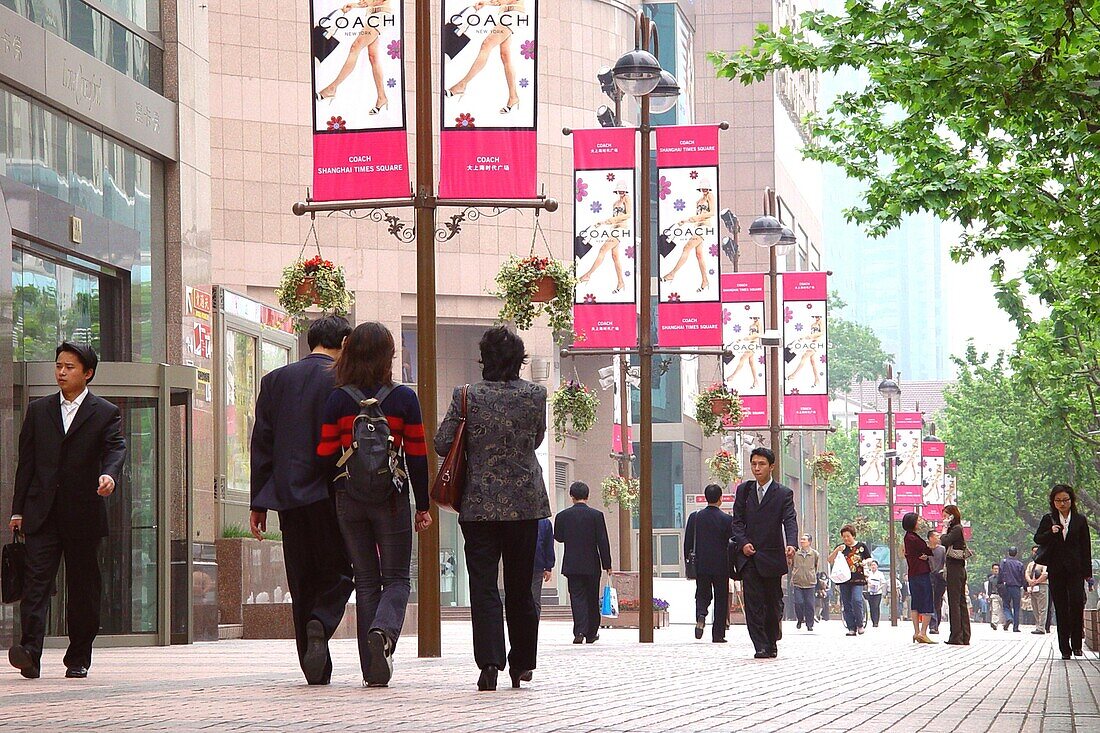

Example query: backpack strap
[341,385,369,406]
[374,383,397,407]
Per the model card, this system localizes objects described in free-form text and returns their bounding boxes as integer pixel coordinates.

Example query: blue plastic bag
[600,584,618,618]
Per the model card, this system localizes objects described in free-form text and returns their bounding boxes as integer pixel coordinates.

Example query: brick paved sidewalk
[2,620,1097,732]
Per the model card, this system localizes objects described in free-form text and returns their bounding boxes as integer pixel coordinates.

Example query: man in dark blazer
[554,481,612,644]
[684,484,735,642]
[731,447,798,659]
[250,315,354,685]
[8,343,127,680]
[532,517,555,619]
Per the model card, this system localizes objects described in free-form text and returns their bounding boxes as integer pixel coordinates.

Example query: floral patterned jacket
[435,379,551,523]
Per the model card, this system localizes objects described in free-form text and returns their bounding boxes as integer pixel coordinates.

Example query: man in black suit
[250,315,354,685]
[8,343,127,679]
[731,447,798,659]
[684,484,735,642]
[554,481,612,644]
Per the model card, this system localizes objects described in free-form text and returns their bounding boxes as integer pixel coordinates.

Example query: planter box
[1085,609,1100,653]
[602,610,669,630]
[216,537,287,625]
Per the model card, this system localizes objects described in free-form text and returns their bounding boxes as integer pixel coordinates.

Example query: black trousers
[279,497,354,684]
[695,574,729,640]
[930,573,947,631]
[946,562,971,644]
[567,574,602,641]
[1049,574,1086,655]
[460,519,539,672]
[741,560,783,653]
[19,513,101,669]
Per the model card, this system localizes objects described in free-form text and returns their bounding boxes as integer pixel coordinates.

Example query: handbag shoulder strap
[461,384,469,418]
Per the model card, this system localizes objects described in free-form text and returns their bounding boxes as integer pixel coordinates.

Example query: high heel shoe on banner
[500,101,520,114]
[477,665,498,691]
[369,101,389,116]
[443,88,465,103]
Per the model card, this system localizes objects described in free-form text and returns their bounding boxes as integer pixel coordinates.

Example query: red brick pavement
[1,621,1097,732]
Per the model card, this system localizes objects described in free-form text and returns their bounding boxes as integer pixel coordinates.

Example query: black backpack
[334,385,407,503]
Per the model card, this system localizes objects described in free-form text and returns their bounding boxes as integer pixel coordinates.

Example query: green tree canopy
[827,292,893,397]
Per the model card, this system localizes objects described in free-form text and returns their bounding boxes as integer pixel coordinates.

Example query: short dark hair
[56,342,98,382]
[1008,546,1018,557]
[569,481,590,500]
[927,529,939,540]
[901,512,919,532]
[479,326,527,382]
[750,447,775,465]
[840,524,856,537]
[703,484,723,504]
[991,563,999,569]
[1049,483,1076,516]
[307,315,351,350]
[335,322,396,388]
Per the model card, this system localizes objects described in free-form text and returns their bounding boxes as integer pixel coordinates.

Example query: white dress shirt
[1059,512,1071,538]
[61,388,90,433]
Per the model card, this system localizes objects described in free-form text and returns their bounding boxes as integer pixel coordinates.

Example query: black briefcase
[312,10,341,63]
[2,532,26,604]
[727,540,742,582]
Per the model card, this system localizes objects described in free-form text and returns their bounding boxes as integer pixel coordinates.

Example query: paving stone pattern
[2,621,1097,732]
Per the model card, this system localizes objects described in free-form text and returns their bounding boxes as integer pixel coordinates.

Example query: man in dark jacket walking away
[554,482,612,644]
[684,484,735,642]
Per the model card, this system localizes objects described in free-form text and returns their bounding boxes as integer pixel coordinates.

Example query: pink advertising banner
[858,413,886,505]
[893,503,921,521]
[922,440,947,506]
[438,0,538,199]
[310,0,409,200]
[782,272,829,426]
[721,273,768,428]
[655,125,722,346]
[893,412,923,504]
[571,128,638,348]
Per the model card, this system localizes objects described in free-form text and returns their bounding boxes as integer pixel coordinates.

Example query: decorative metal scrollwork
[435,206,516,242]
[332,208,416,243]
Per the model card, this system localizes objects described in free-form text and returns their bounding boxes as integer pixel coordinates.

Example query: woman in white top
[864,560,886,628]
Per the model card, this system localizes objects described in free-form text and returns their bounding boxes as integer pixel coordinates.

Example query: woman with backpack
[317,322,432,687]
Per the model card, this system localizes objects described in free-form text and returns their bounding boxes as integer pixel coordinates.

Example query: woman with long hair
[1035,484,1094,659]
[436,326,550,690]
[940,504,971,645]
[444,0,526,114]
[317,322,432,687]
[661,188,715,292]
[902,512,936,644]
[316,0,393,115]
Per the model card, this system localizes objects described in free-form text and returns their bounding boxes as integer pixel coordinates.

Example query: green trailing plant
[221,523,282,542]
[492,255,576,337]
[809,451,843,482]
[275,255,353,331]
[601,475,640,514]
[693,383,744,437]
[705,449,741,486]
[550,379,599,443]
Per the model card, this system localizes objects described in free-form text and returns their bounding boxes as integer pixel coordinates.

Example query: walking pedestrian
[1034,484,1094,660]
[865,560,886,629]
[941,505,971,645]
[999,547,1026,633]
[555,482,613,646]
[827,525,872,636]
[986,564,1004,629]
[791,534,820,632]
[318,322,432,688]
[927,529,947,635]
[532,517,555,619]
[684,484,735,642]
[1025,545,1049,635]
[902,512,936,644]
[730,447,799,659]
[250,316,354,685]
[436,326,551,690]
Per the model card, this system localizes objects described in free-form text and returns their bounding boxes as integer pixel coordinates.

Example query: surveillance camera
[598,365,616,380]
[761,329,782,348]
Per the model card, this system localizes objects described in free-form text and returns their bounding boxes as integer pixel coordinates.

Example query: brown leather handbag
[430,385,468,512]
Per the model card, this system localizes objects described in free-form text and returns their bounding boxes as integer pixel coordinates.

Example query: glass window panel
[37,108,70,202]
[30,0,64,35]
[66,0,96,56]
[131,153,154,361]
[261,341,289,376]
[7,93,34,188]
[13,250,62,361]
[102,139,136,228]
[224,331,258,498]
[104,14,128,75]
[70,124,104,216]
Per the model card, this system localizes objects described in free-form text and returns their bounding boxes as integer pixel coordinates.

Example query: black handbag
[685,515,698,580]
[312,10,341,63]
[727,539,742,581]
[574,233,593,259]
[2,531,26,604]
[443,7,473,59]
[657,233,676,258]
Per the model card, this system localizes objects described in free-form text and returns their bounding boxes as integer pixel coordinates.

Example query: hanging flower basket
[809,451,843,482]
[493,255,576,337]
[601,475,640,514]
[275,255,353,331]
[693,383,744,437]
[549,379,599,443]
[705,449,741,486]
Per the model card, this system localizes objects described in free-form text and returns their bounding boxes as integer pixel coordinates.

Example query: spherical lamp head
[612,48,662,97]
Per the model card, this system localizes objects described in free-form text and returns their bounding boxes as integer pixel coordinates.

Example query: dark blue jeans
[1003,586,1023,631]
[793,586,816,628]
[335,491,412,677]
[840,583,864,631]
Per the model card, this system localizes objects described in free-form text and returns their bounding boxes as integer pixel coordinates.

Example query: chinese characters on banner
[893,413,923,504]
[655,125,723,346]
[439,0,538,198]
[571,128,638,347]
[721,273,768,428]
[858,413,886,504]
[782,271,829,425]
[310,0,409,200]
[922,440,947,521]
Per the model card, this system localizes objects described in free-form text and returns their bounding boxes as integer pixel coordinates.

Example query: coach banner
[922,440,947,521]
[571,128,638,348]
[782,271,829,425]
[858,413,886,505]
[439,0,538,198]
[655,125,722,346]
[310,0,409,200]
[721,273,767,428]
[893,412,923,504]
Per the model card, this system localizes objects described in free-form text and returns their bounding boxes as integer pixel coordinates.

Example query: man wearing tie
[730,447,798,659]
[554,482,613,644]
[8,343,127,679]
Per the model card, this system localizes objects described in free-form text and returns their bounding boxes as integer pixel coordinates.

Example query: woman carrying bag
[940,505,971,645]
[1035,484,1094,659]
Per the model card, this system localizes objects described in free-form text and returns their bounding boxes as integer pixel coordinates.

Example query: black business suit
[12,391,126,669]
[730,479,798,655]
[684,506,735,640]
[1035,512,1093,656]
[251,353,353,683]
[554,502,613,641]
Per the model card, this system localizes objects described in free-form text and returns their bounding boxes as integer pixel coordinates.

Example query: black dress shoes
[753,649,776,659]
[573,635,584,644]
[65,666,89,679]
[1072,648,1084,656]
[509,668,533,687]
[585,634,600,644]
[302,619,329,686]
[1062,652,1072,660]
[477,665,498,691]
[8,646,40,679]
[712,638,727,643]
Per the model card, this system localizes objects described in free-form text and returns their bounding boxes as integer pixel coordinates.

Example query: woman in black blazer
[940,504,971,645]
[1034,484,1094,659]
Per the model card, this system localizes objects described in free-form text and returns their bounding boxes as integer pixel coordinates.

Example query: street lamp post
[878,366,902,627]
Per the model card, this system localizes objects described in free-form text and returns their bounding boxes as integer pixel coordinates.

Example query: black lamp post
[878,366,902,626]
